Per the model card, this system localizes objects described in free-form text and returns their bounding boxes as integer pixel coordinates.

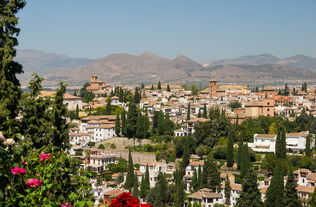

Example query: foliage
[124,150,134,190]
[227,129,234,167]
[228,101,242,109]
[237,169,263,207]
[284,172,300,207]
[78,82,95,103]
[265,165,285,207]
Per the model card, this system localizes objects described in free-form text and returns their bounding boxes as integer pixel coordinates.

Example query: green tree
[121,109,127,136]
[105,98,112,115]
[237,138,243,170]
[167,84,171,92]
[158,80,162,90]
[202,103,207,118]
[147,172,167,207]
[174,170,185,207]
[195,145,206,159]
[309,187,316,207]
[133,174,139,199]
[284,171,300,207]
[237,169,263,207]
[265,165,285,207]
[202,157,220,192]
[224,176,231,205]
[126,101,138,138]
[181,140,190,171]
[50,83,70,151]
[141,82,145,89]
[124,150,134,190]
[187,103,191,120]
[306,134,312,157]
[240,144,250,179]
[228,101,242,109]
[164,113,175,135]
[134,87,141,104]
[191,169,199,192]
[115,113,121,136]
[140,165,150,198]
[151,84,154,90]
[226,129,234,168]
[275,126,286,159]
[268,122,278,134]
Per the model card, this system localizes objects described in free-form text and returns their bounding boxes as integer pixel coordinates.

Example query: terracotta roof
[64,93,81,99]
[231,184,242,191]
[296,185,314,194]
[189,161,204,166]
[260,187,268,194]
[104,189,125,197]
[307,173,316,181]
[187,188,222,200]
[254,134,277,139]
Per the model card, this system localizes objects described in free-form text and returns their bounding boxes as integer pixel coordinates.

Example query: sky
[17,0,316,61]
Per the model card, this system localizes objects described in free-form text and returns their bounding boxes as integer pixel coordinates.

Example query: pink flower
[22,161,28,165]
[10,167,27,175]
[25,178,43,188]
[39,153,51,161]
[61,203,73,207]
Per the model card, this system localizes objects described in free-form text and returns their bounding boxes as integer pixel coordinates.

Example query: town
[47,75,316,206]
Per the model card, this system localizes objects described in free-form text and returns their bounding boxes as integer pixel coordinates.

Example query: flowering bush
[0,149,94,206]
[110,192,152,207]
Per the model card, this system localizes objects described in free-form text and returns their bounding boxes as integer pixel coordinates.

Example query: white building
[248,131,312,153]
[186,188,224,207]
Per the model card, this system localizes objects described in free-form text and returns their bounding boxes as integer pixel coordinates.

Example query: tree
[136,112,144,138]
[133,174,139,199]
[202,157,220,192]
[105,98,112,115]
[237,138,243,170]
[163,113,175,135]
[115,114,121,136]
[141,82,145,89]
[306,134,312,157]
[226,129,234,168]
[50,83,70,151]
[140,165,150,198]
[158,81,162,90]
[147,172,167,207]
[240,144,250,179]
[309,187,316,207]
[134,87,141,104]
[237,169,263,207]
[191,169,199,192]
[265,165,285,207]
[166,84,171,92]
[126,101,138,138]
[228,101,242,109]
[268,122,278,134]
[224,176,231,205]
[187,103,191,120]
[121,109,127,136]
[174,170,185,207]
[195,145,206,159]
[202,104,207,118]
[284,172,300,207]
[151,84,154,90]
[124,150,134,190]
[181,140,190,171]
[275,126,286,159]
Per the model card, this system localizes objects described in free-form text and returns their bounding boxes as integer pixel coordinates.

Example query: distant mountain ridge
[202,53,316,70]
[15,49,316,86]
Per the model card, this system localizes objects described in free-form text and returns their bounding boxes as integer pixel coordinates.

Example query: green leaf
[69,192,78,201]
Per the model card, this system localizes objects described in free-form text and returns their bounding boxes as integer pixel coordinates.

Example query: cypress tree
[115,113,121,136]
[126,101,138,138]
[133,174,139,199]
[240,144,250,179]
[158,80,162,90]
[105,98,112,115]
[75,104,79,119]
[305,134,312,157]
[140,176,146,198]
[136,112,144,138]
[197,110,201,118]
[191,169,199,192]
[208,158,221,192]
[151,84,154,90]
[121,109,126,136]
[198,165,202,189]
[143,112,150,138]
[309,187,316,207]
[154,172,167,207]
[181,140,190,171]
[144,164,150,191]
[276,126,287,159]
[237,137,243,170]
[284,172,300,207]
[164,113,175,135]
[124,150,134,190]
[265,165,285,207]
[174,169,185,207]
[157,111,165,135]
[227,128,234,168]
[202,103,207,118]
[141,82,145,89]
[187,103,191,120]
[134,87,141,103]
[167,84,171,92]
[237,169,263,207]
[50,82,70,151]
[119,87,124,102]
[224,176,231,205]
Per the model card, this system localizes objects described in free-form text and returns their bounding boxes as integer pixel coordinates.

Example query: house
[103,189,126,205]
[40,91,83,111]
[186,188,223,207]
[248,131,312,153]
[86,75,112,96]
[86,149,117,173]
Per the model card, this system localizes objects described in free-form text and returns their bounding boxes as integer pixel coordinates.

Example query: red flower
[110,193,152,207]
[39,153,51,161]
[61,203,73,207]
[10,167,27,175]
[25,178,43,188]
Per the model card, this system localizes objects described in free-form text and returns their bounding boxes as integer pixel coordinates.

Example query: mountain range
[15,49,316,87]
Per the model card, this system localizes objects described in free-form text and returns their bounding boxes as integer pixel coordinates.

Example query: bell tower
[209,80,218,98]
